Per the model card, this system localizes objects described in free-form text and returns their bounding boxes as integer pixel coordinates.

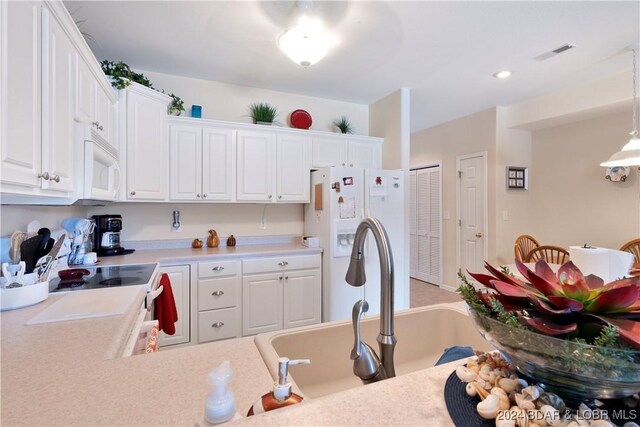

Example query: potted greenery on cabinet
[249,102,278,125]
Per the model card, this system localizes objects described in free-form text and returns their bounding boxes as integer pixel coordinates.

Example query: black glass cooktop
[49,264,157,293]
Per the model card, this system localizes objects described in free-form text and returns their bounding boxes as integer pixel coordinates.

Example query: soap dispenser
[203,360,239,425]
[247,357,310,416]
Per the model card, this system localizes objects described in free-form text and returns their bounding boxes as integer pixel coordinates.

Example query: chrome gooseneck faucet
[345,217,396,383]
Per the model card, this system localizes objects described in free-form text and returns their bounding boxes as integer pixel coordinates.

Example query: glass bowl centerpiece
[459,259,640,400]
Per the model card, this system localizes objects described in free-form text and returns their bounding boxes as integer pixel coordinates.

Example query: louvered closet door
[412,167,442,285]
[409,170,418,278]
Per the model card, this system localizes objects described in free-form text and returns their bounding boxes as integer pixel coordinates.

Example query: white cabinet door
[0,1,42,189]
[202,127,235,201]
[158,265,191,347]
[242,273,283,336]
[41,8,75,193]
[126,87,169,200]
[276,134,310,202]
[170,124,202,201]
[311,136,347,168]
[236,130,275,202]
[347,140,381,169]
[74,56,94,124]
[94,84,114,148]
[283,269,321,329]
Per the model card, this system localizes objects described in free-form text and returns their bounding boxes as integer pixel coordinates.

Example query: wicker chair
[620,238,640,266]
[514,235,540,262]
[525,245,570,265]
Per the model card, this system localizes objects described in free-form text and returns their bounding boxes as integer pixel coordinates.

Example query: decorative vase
[192,238,203,248]
[207,230,220,248]
[226,235,236,247]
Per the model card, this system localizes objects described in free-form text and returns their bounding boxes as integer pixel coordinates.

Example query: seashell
[479,364,492,381]
[566,422,580,427]
[477,394,501,419]
[538,405,559,427]
[466,382,477,397]
[536,392,567,413]
[623,422,640,427]
[470,381,489,400]
[512,407,530,427]
[515,393,536,411]
[521,385,542,401]
[456,365,478,383]
[589,421,615,427]
[497,377,524,394]
[491,387,511,411]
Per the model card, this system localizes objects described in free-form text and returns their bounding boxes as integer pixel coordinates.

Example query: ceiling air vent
[534,44,576,61]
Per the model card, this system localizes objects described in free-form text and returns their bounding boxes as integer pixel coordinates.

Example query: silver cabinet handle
[279,276,283,281]
[268,194,273,199]
[341,163,345,166]
[130,191,136,196]
[38,172,50,180]
[277,261,289,267]
[211,290,224,296]
[211,322,224,328]
[212,266,224,271]
[285,276,288,280]
[92,121,104,131]
[278,195,282,199]
[350,163,353,167]
[196,194,201,198]
[50,174,60,183]
[203,194,207,198]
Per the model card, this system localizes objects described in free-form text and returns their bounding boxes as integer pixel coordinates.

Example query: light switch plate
[443,210,451,220]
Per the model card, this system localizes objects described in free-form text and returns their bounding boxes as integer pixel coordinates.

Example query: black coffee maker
[92,215,134,256]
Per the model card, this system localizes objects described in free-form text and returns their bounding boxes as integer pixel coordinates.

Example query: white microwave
[77,123,120,201]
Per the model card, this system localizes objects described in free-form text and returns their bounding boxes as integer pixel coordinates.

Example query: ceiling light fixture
[601,46,640,168]
[493,70,512,79]
[278,1,333,67]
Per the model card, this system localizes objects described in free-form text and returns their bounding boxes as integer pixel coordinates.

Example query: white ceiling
[65,1,640,133]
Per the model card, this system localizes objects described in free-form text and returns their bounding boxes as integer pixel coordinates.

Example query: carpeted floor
[410,278,461,308]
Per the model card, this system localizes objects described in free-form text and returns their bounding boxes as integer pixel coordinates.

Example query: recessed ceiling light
[493,70,512,79]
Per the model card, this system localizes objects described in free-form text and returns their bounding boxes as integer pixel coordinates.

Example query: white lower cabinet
[158,264,191,347]
[197,260,241,343]
[242,254,321,336]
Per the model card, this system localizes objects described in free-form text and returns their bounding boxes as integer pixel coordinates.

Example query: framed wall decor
[506,167,528,190]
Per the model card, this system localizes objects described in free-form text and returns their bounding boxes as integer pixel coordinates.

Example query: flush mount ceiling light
[601,45,640,168]
[278,1,334,67]
[492,70,512,79]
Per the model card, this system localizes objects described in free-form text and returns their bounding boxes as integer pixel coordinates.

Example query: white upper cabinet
[276,133,311,202]
[0,1,42,190]
[237,129,310,203]
[76,56,115,149]
[202,127,235,201]
[123,83,171,201]
[169,123,235,202]
[236,130,275,202]
[41,6,75,193]
[311,136,382,169]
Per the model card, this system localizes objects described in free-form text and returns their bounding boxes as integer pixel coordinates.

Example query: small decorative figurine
[207,229,220,248]
[192,238,203,249]
[226,235,236,247]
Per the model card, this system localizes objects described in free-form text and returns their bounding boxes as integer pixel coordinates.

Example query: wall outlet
[502,210,510,221]
[443,210,451,220]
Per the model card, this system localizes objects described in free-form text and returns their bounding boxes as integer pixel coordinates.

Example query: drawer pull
[212,266,225,271]
[285,276,289,280]
[211,322,224,328]
[211,290,224,297]
[277,261,289,267]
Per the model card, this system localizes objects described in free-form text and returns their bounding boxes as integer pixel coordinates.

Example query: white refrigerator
[304,167,408,322]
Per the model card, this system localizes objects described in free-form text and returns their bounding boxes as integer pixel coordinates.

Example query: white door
[458,154,487,278]
[0,1,42,189]
[283,269,321,329]
[242,273,283,335]
[276,134,310,202]
[202,127,235,201]
[169,125,202,201]
[311,136,347,167]
[158,265,191,347]
[41,8,75,193]
[236,130,275,202]
[347,140,381,169]
[409,170,417,278]
[425,167,442,284]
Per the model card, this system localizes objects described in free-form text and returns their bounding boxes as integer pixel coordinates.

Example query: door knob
[130,191,136,196]
[50,174,60,183]
[475,232,483,238]
[38,172,50,180]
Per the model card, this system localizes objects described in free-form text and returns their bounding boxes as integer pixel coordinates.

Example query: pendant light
[601,47,640,167]
[278,1,334,67]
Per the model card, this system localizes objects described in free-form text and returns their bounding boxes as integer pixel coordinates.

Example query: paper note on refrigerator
[370,184,387,197]
[339,196,356,218]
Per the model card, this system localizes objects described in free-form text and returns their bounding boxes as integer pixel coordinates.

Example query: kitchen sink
[254,302,492,399]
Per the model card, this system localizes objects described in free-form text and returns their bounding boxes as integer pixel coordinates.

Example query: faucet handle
[351,300,368,359]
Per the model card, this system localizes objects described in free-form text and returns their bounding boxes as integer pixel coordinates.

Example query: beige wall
[524,110,640,249]
[411,108,498,287]
[369,88,410,170]
[1,205,87,235]
[86,203,304,242]
[142,70,369,134]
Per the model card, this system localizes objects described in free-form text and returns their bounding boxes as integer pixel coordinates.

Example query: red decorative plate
[290,109,312,129]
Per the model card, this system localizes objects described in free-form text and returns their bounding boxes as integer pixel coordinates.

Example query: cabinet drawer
[198,260,239,278]
[242,254,320,274]
[199,277,239,311]
[198,308,239,343]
